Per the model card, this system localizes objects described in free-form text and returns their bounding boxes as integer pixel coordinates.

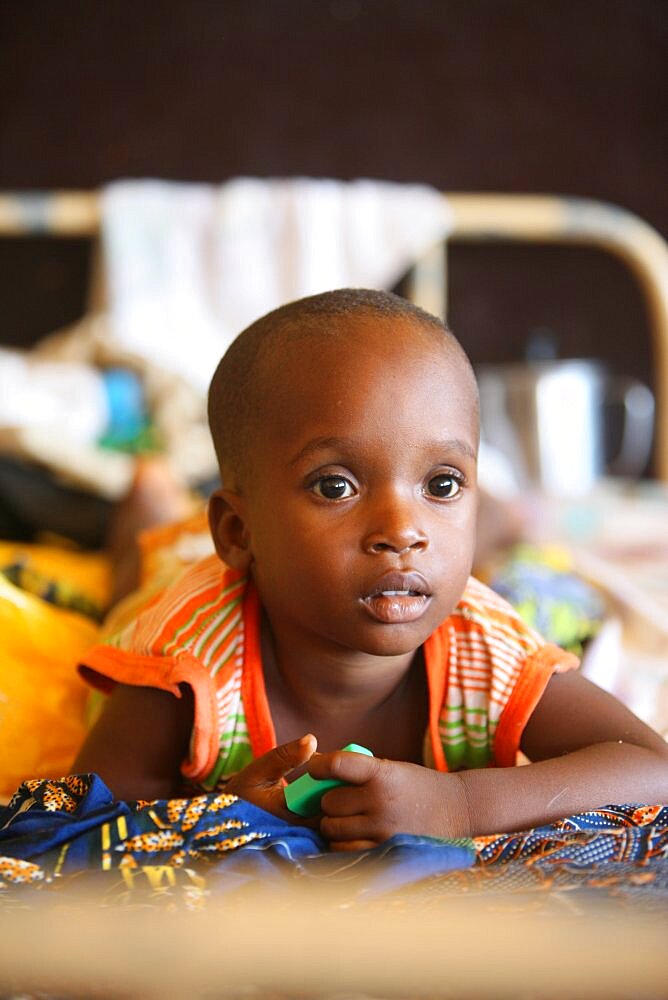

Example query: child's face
[230,314,479,660]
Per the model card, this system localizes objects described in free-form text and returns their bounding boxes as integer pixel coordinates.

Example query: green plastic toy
[284,743,374,817]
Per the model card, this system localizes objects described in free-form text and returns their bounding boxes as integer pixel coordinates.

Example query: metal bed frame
[1,190,667,480]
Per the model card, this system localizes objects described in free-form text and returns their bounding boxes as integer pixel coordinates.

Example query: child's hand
[307,750,467,850]
[225,734,318,820]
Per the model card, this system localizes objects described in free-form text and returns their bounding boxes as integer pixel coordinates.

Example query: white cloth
[0,347,109,443]
[101,177,453,394]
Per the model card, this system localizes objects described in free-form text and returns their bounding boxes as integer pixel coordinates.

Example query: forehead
[253,313,478,450]
[261,311,462,381]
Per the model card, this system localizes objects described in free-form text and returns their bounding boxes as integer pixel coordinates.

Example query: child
[74,289,668,850]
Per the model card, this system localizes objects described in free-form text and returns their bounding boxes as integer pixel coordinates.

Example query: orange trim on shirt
[493,643,579,766]
[423,626,449,773]
[239,583,277,758]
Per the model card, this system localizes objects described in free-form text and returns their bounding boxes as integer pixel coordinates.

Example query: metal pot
[476,359,655,496]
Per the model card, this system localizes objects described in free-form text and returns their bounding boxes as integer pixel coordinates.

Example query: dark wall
[2,0,666,446]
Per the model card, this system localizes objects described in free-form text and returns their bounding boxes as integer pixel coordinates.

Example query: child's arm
[71,683,195,801]
[307,672,668,850]
[73,683,318,808]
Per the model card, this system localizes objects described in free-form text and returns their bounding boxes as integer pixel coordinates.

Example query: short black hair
[207,287,466,487]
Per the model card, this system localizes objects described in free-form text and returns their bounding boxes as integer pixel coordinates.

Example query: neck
[260,612,418,717]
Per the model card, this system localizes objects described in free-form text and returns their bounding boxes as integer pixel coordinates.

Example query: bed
[1,187,667,999]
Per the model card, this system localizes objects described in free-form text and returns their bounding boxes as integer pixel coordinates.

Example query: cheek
[452,524,477,568]
[432,516,477,602]
[436,505,477,557]
[250,510,330,582]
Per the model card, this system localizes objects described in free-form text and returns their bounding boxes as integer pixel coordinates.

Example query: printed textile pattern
[0,776,666,912]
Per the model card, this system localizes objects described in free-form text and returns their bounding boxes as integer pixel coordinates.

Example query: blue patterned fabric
[0,776,666,908]
[0,775,474,901]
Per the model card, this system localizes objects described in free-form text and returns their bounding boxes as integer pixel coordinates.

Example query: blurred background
[2,0,666,394]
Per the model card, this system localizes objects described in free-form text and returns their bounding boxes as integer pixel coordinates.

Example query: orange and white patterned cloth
[79,557,578,790]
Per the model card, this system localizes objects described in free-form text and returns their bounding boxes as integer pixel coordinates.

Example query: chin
[351,623,434,658]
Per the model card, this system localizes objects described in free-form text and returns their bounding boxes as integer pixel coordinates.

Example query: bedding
[1,774,666,912]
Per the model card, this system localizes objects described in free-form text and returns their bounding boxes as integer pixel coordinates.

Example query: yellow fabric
[0,522,212,797]
[0,565,103,798]
[0,521,215,798]
[0,540,111,610]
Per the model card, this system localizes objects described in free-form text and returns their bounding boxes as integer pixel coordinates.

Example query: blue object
[101,367,146,442]
[284,743,374,817]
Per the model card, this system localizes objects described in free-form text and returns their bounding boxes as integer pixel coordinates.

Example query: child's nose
[362,494,429,555]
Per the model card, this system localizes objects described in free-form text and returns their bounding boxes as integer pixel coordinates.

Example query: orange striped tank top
[80,555,578,789]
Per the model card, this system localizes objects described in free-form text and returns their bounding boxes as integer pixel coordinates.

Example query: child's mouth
[361,574,431,624]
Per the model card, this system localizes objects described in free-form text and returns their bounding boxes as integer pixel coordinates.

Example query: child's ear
[208,489,252,572]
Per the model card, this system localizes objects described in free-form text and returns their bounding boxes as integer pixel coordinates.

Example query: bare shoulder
[521,669,668,762]
[72,682,194,801]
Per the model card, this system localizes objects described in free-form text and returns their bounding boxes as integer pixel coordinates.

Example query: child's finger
[329,840,378,853]
[320,784,366,817]
[243,733,317,786]
[308,747,381,785]
[320,812,375,844]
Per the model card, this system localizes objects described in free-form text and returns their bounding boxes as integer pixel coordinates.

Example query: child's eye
[426,473,463,499]
[311,475,356,500]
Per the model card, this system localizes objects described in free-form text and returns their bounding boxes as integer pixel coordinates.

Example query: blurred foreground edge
[0,883,666,999]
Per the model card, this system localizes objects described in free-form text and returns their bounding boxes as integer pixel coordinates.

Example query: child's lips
[360,572,431,624]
